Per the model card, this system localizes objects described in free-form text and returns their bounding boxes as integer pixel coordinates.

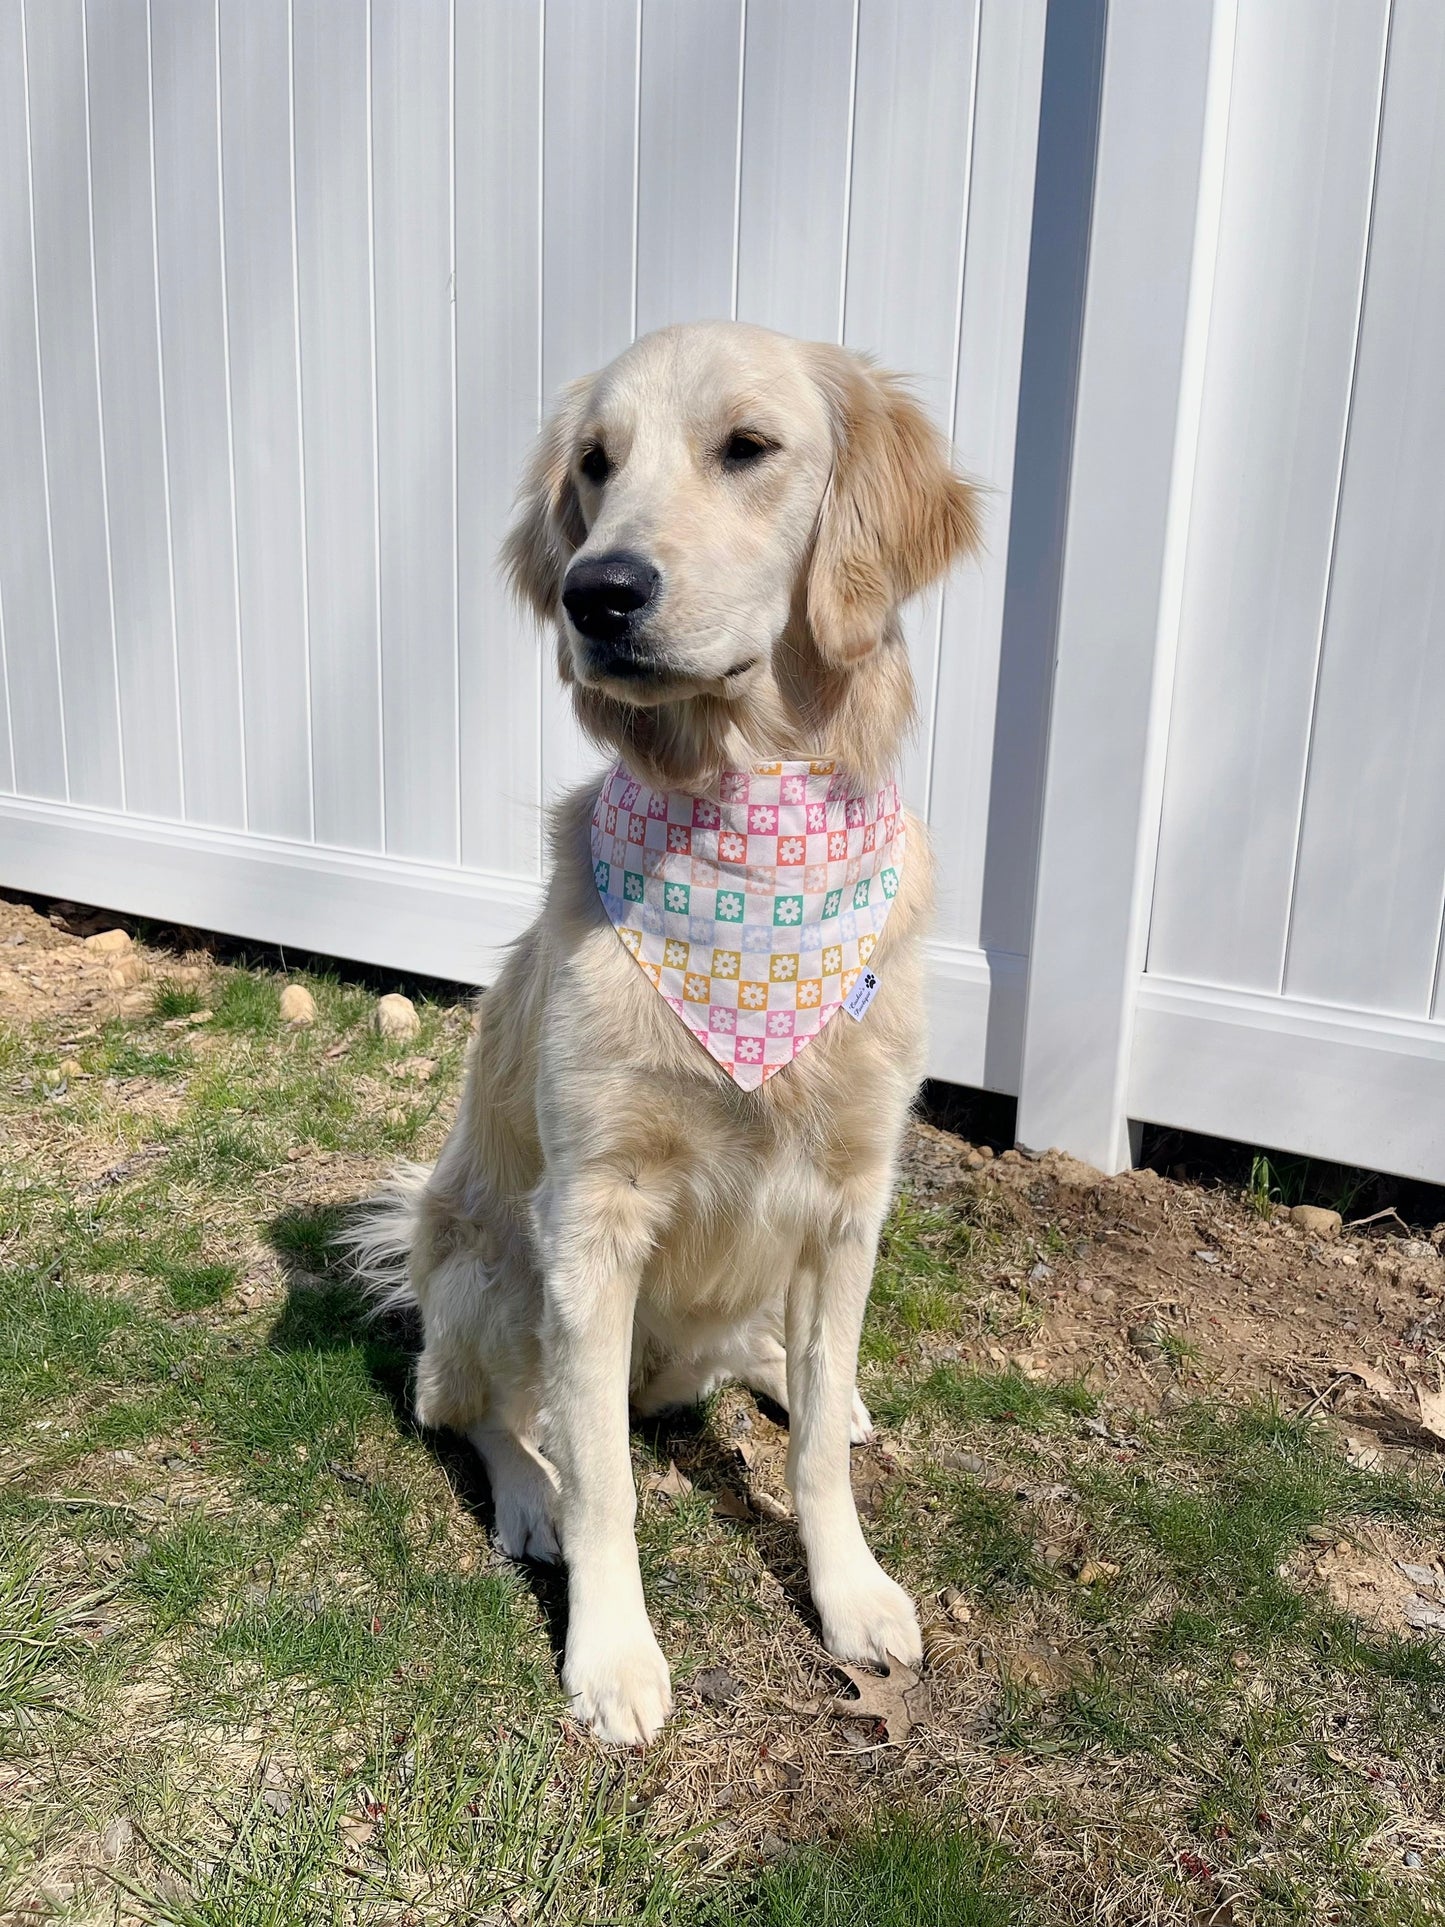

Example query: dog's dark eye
[722,432,772,467]
[579,444,612,486]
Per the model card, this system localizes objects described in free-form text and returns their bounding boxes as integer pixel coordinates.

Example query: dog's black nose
[561,551,660,645]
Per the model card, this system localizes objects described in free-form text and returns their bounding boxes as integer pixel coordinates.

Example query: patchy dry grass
[3,897,1445,1923]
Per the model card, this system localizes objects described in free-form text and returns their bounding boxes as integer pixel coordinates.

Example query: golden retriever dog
[353,321,979,1744]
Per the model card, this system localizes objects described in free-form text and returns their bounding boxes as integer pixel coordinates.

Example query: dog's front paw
[814,1557,922,1670]
[563,1621,673,1746]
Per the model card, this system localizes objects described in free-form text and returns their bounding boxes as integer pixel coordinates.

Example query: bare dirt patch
[0,894,213,1031]
[904,1123,1445,1475]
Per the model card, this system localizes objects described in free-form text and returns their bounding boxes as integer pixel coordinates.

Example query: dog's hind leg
[631,1354,728,1418]
[634,1324,874,1445]
[724,1321,876,1446]
[467,1415,560,1564]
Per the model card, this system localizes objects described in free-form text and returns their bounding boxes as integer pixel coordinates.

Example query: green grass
[130,1727,684,1927]
[150,978,210,1022]
[701,1811,1031,1927]
[875,1363,1095,1430]
[0,1555,72,1734]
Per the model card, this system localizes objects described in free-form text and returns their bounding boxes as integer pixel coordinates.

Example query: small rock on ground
[83,928,131,954]
[279,983,317,1026]
[1290,1204,1342,1238]
[374,992,420,1040]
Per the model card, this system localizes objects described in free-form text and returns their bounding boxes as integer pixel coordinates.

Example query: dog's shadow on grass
[262,1202,574,1664]
[264,1200,824,1666]
[633,1401,823,1638]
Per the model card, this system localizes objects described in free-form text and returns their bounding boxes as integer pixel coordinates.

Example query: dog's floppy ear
[500,377,591,622]
[806,347,981,664]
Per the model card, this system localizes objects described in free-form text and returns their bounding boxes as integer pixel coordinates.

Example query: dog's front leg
[536,1173,672,1745]
[785,1198,922,1669]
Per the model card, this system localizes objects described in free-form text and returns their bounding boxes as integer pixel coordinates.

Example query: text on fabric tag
[843,968,880,1022]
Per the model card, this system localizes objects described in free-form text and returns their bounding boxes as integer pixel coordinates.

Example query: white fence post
[1014,0,1236,1173]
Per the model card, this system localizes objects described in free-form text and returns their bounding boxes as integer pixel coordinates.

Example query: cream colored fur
[350,322,979,1744]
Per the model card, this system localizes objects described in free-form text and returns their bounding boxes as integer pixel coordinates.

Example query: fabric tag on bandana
[843,966,881,1022]
[589,758,904,1090]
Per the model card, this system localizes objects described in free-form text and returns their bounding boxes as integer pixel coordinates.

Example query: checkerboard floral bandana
[590,758,904,1090]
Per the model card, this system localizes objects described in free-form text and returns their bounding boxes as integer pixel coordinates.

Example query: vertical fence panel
[538,0,638,804]
[1285,0,1445,1018]
[1146,0,1389,994]
[735,0,855,342]
[971,0,1102,970]
[1016,0,1224,1173]
[293,0,381,853]
[218,0,311,840]
[928,0,1047,969]
[456,0,543,879]
[87,0,183,822]
[150,0,244,830]
[843,0,978,818]
[0,0,66,801]
[371,0,456,862]
[635,0,741,335]
[26,0,123,809]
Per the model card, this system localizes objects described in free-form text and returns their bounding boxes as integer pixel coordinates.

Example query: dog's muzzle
[562,551,662,678]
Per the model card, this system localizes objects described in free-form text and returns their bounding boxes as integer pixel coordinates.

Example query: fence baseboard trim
[1131,976,1445,1183]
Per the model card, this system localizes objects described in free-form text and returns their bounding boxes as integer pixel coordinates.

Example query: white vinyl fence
[2,0,1443,1187]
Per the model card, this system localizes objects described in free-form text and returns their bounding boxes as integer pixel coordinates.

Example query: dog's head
[502,322,980,782]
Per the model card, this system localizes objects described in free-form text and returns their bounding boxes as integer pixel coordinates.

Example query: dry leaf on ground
[644,1461,693,1500]
[825,1654,930,1745]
